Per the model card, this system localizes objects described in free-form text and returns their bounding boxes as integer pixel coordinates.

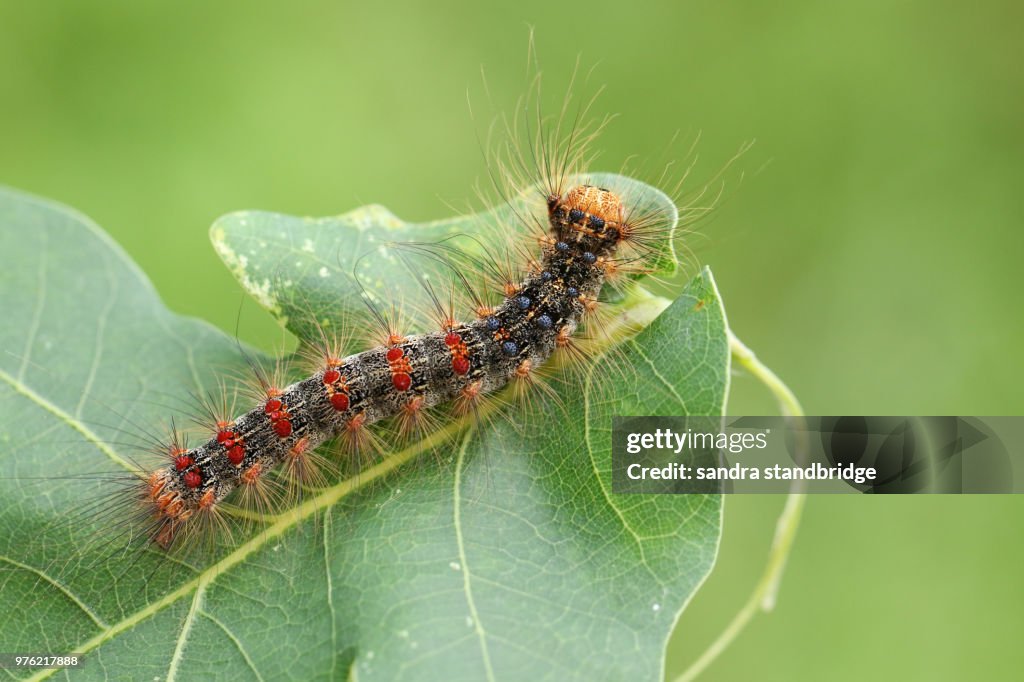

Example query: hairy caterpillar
[57,79,709,559]
[145,182,647,550]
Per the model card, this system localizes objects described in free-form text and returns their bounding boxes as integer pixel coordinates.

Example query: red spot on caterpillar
[216,430,233,443]
[265,397,291,438]
[446,329,473,376]
[324,367,351,412]
[174,455,193,471]
[392,372,412,391]
[386,345,414,389]
[445,332,471,376]
[183,470,202,489]
[227,444,245,465]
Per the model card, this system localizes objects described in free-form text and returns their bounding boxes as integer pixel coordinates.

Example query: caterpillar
[70,73,713,559]
[143,180,659,552]
[10,94,724,560]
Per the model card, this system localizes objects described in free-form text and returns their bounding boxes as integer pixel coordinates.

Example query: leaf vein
[18,231,47,383]
[75,265,118,418]
[0,368,135,473]
[628,341,689,413]
[166,579,206,682]
[200,609,266,682]
[323,507,338,680]
[582,353,667,591]
[0,555,107,630]
[452,428,496,682]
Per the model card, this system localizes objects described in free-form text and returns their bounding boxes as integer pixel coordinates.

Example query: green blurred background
[2,1,1022,679]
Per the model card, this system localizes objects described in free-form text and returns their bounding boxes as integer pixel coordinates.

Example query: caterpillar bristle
[231,465,285,526]
[294,315,357,377]
[280,436,335,498]
[187,378,240,435]
[233,349,300,407]
[452,379,487,420]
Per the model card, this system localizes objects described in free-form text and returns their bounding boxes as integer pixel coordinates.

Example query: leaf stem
[674,330,807,682]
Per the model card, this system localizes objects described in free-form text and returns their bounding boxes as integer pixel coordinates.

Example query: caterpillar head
[547,184,625,255]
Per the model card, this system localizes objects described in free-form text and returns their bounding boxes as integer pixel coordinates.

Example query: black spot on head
[555,241,569,252]
[568,208,585,223]
[536,314,553,330]
[590,216,605,230]
[502,341,518,356]
[582,252,597,264]
[515,295,531,310]
[486,316,500,331]
[566,286,579,298]
[541,270,553,282]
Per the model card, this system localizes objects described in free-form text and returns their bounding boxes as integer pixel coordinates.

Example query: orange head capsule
[549,185,625,252]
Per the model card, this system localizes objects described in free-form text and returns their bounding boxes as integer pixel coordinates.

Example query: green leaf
[0,183,727,681]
